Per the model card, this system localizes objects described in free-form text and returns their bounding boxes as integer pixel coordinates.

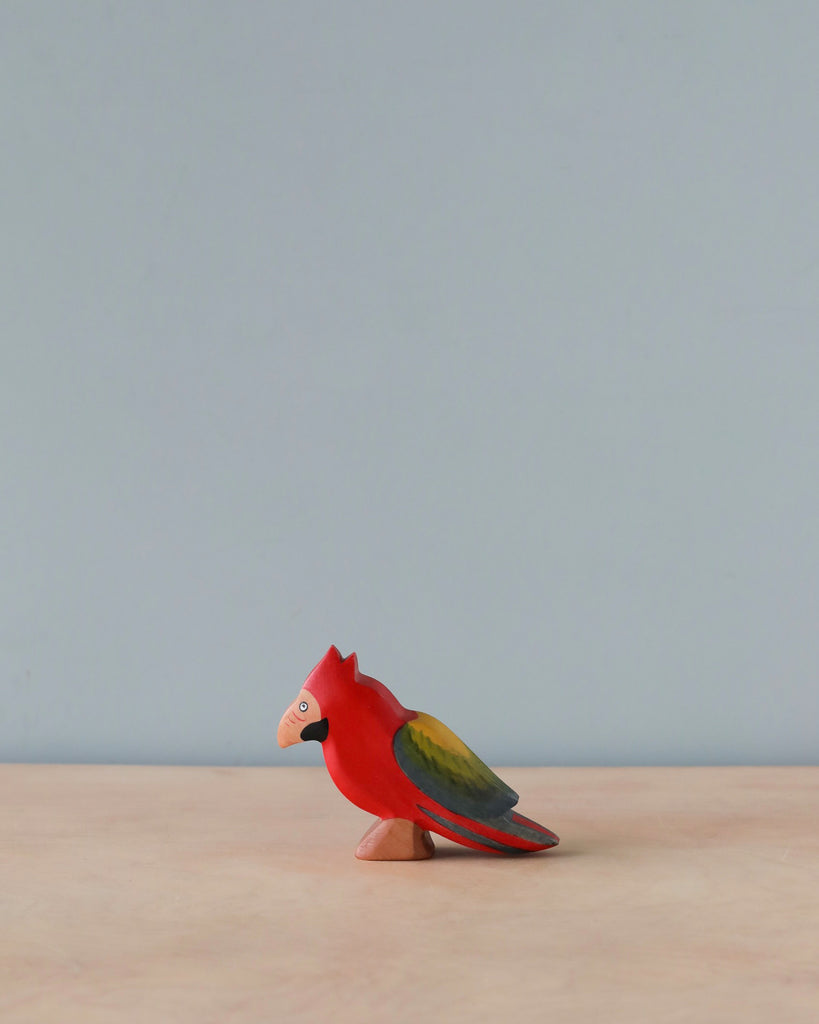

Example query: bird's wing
[393,712,518,820]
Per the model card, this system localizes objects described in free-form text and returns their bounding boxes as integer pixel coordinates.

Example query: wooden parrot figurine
[277,646,559,860]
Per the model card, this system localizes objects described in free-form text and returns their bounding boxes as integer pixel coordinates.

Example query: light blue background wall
[2,3,817,766]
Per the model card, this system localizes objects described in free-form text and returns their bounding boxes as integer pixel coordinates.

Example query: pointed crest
[303,645,357,700]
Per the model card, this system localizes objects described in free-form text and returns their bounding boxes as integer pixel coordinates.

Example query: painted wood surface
[2,765,817,1022]
[277,647,560,855]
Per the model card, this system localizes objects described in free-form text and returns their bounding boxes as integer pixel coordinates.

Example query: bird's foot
[355,818,435,861]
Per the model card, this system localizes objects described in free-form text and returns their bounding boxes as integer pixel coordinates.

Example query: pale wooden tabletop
[2,765,817,1023]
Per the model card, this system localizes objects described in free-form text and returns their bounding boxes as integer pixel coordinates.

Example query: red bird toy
[277,646,559,860]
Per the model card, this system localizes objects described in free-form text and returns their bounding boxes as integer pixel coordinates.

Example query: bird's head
[277,645,360,747]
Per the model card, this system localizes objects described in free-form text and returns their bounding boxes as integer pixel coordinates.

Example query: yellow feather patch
[395,712,519,817]
[408,712,477,760]
[405,713,509,791]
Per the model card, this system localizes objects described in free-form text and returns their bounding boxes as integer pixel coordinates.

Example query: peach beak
[277,689,324,748]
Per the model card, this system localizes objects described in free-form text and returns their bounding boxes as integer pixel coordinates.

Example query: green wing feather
[394,712,518,820]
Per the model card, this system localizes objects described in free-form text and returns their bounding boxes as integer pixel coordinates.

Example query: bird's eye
[298,701,309,712]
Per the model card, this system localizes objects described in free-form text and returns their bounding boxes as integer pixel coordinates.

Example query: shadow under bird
[277,646,559,860]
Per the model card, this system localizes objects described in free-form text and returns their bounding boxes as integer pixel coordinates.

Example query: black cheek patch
[300,717,329,743]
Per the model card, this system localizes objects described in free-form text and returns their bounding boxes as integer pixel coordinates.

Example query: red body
[300,647,558,855]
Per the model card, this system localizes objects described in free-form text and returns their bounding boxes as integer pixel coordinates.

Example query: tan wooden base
[355,816,435,860]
